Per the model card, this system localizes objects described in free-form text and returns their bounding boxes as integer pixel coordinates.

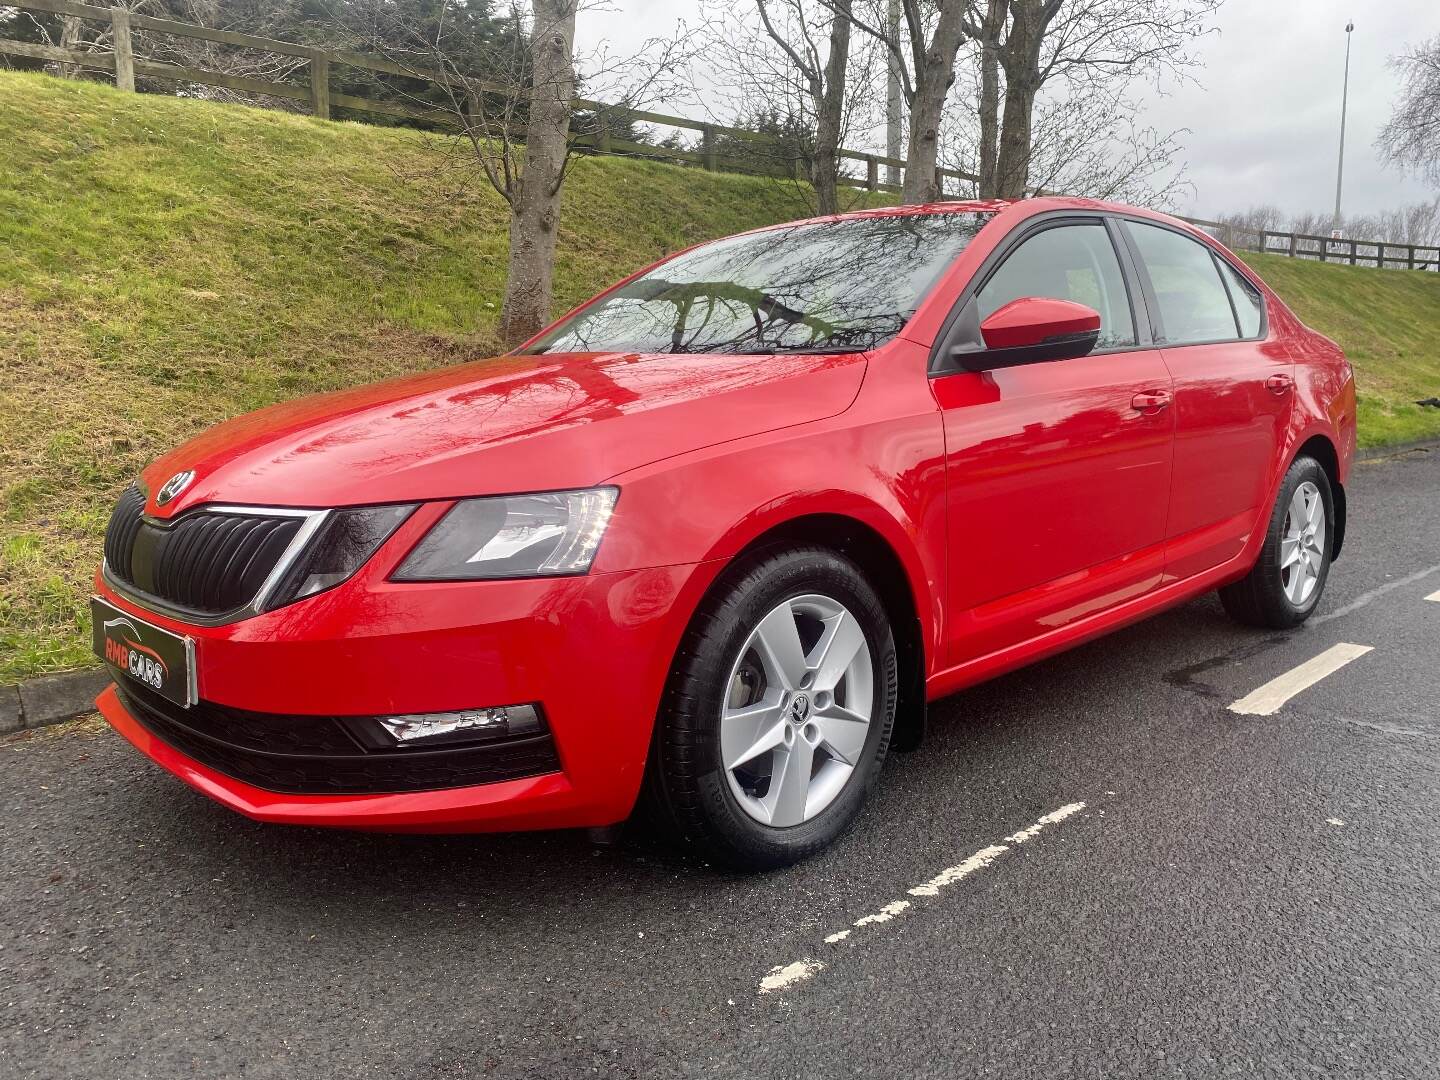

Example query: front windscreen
[525,212,991,356]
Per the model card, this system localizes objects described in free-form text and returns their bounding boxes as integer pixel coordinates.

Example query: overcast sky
[576,0,1437,220]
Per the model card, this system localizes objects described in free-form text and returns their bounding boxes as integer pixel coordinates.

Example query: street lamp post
[1332,21,1355,236]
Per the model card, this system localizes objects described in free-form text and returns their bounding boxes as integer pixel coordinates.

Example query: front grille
[103,483,303,615]
[115,682,562,795]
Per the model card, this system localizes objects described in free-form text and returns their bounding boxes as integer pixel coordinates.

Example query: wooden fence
[1185,217,1439,273]
[3,0,1438,269]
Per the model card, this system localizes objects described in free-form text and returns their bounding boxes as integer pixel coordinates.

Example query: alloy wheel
[719,593,874,828]
[1280,479,1326,606]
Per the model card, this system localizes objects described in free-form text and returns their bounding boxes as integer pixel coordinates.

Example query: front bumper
[94,556,722,832]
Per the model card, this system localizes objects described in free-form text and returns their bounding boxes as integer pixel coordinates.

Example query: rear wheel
[1220,455,1334,628]
[644,546,897,869]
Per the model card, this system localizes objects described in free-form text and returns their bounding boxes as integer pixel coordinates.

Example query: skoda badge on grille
[155,470,196,507]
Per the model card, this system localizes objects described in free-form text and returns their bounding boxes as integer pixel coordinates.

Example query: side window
[1126,222,1240,344]
[1215,257,1264,338]
[977,223,1136,350]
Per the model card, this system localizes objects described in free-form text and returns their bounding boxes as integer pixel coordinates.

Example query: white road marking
[758,802,1088,994]
[1425,588,1440,603]
[1311,563,1440,625]
[1227,642,1374,716]
[853,900,910,926]
[1327,818,1345,826]
[759,959,823,994]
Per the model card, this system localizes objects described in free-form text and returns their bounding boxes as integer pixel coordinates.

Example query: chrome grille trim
[103,501,332,627]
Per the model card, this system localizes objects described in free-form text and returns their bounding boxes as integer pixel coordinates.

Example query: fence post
[309,54,330,119]
[1349,239,1357,266]
[110,7,134,92]
[701,125,716,171]
[1288,232,1297,257]
[865,155,878,192]
[594,111,610,153]
[1408,244,1416,271]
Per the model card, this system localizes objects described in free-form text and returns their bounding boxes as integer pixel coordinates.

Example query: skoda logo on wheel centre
[154,470,196,507]
[789,693,811,722]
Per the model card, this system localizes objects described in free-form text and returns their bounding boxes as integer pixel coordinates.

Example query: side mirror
[952,297,1102,372]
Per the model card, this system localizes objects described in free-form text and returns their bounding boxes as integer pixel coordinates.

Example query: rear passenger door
[1118,219,1296,581]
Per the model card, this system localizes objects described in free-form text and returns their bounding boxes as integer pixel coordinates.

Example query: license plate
[91,596,197,708]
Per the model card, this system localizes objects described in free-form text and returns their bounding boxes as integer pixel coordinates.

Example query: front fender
[593,343,948,673]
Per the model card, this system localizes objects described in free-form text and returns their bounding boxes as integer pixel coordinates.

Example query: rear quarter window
[1215,258,1264,338]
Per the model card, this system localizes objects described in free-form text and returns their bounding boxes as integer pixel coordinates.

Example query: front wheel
[1219,455,1334,628]
[644,546,897,870]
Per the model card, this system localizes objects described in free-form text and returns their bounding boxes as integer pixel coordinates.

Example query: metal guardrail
[3,0,1438,267]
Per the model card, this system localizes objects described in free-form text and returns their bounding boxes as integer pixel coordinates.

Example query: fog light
[375,704,543,748]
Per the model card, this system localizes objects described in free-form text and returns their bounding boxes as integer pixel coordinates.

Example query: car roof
[734,196,1200,241]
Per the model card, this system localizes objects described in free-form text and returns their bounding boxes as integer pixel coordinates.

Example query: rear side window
[1215,258,1264,338]
[977,222,1136,349]
[1126,221,1240,344]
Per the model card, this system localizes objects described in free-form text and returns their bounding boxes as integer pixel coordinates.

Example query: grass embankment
[0,71,865,680]
[2,70,1439,681]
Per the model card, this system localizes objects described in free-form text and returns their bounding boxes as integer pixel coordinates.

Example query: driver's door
[932,217,1175,668]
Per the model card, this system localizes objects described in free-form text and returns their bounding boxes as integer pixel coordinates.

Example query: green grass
[2,70,1439,681]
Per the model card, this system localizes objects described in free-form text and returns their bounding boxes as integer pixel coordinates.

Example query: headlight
[265,503,417,609]
[391,487,618,581]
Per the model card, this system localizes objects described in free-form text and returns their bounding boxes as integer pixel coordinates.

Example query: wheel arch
[725,513,930,751]
[1292,432,1346,561]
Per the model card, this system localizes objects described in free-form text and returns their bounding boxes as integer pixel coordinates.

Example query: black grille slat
[102,484,304,616]
[104,484,146,575]
[116,683,562,795]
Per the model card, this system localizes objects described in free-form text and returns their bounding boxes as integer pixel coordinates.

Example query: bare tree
[1015,89,1191,205]
[965,0,1221,198]
[1286,210,1329,239]
[702,0,879,214]
[1378,34,1440,187]
[832,0,972,204]
[493,0,577,345]
[341,0,691,346]
[1218,205,1286,235]
[974,0,1005,194]
[762,0,852,213]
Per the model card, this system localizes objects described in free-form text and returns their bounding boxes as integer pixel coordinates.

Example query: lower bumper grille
[115,682,562,795]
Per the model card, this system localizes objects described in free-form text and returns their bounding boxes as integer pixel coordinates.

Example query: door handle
[1265,373,1294,394]
[1131,389,1172,414]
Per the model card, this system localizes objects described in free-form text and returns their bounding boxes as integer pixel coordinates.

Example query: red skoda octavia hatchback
[93,198,1356,868]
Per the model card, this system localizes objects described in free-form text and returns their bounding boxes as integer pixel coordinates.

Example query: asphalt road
[3,448,1438,1080]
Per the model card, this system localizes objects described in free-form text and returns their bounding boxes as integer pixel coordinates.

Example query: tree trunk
[993,74,1038,198]
[992,0,1047,199]
[900,0,968,205]
[47,15,83,78]
[810,0,852,215]
[499,0,578,347]
[977,0,1005,197]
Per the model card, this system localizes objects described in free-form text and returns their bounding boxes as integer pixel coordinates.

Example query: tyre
[1219,455,1334,629]
[644,545,897,870]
